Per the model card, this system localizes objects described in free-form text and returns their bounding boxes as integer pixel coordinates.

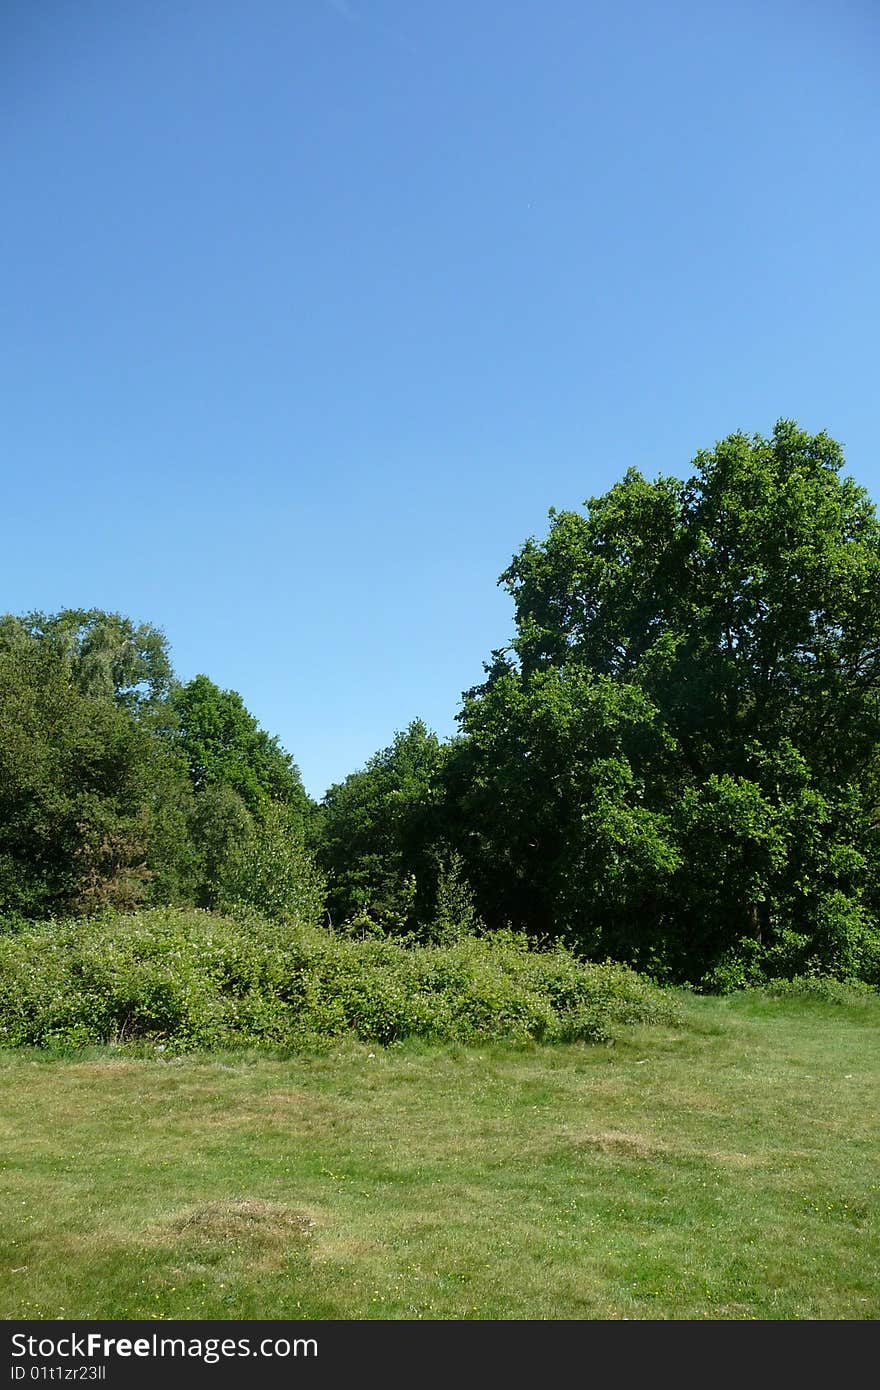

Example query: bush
[760,976,877,1007]
[0,908,681,1052]
[215,803,326,925]
[699,895,880,994]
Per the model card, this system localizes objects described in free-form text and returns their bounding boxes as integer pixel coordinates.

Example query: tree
[3,609,173,710]
[455,422,880,982]
[0,637,172,917]
[316,720,446,931]
[0,612,321,924]
[172,675,311,820]
[451,664,681,960]
[216,800,325,926]
[187,782,254,909]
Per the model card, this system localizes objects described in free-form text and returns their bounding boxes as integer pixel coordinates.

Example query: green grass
[1,989,878,1320]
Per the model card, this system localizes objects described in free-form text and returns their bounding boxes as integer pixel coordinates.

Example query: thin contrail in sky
[321,0,418,53]
[324,0,359,21]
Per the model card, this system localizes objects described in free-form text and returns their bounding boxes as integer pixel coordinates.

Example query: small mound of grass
[0,908,680,1052]
[171,1199,311,1237]
[165,1200,318,1266]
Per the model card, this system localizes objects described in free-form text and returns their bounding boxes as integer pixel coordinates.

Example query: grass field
[1,989,878,1320]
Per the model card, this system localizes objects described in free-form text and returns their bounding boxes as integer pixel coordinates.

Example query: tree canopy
[503,423,880,781]
[317,720,446,931]
[0,614,315,923]
[454,422,880,982]
[0,633,176,916]
[2,609,173,710]
[172,674,310,818]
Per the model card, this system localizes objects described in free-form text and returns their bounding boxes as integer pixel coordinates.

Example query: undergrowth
[0,908,680,1051]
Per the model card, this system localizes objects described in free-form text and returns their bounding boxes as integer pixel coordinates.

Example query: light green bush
[0,909,681,1051]
[760,975,877,1007]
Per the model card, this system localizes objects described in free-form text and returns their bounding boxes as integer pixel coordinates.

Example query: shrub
[0,908,680,1052]
[215,803,326,925]
[760,976,877,1007]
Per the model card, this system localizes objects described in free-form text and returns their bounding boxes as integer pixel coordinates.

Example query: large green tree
[0,635,181,917]
[504,423,880,780]
[5,609,173,710]
[171,675,319,914]
[455,422,880,982]
[0,616,319,921]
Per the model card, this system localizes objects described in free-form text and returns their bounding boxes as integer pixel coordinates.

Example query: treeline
[0,614,322,924]
[3,421,880,988]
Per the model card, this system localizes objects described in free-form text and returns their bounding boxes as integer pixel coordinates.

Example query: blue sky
[2,0,878,797]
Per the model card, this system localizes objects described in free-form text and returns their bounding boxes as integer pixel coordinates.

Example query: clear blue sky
[3,1,878,798]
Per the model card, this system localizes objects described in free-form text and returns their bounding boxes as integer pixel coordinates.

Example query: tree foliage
[2,421,879,987]
[172,674,311,819]
[0,613,319,925]
[455,422,880,981]
[0,635,171,917]
[2,609,173,709]
[215,800,326,924]
[317,720,446,932]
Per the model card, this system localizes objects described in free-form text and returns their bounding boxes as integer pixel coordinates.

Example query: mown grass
[1,986,878,1320]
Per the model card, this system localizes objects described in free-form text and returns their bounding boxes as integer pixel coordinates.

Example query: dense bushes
[0,909,680,1051]
[759,975,878,1006]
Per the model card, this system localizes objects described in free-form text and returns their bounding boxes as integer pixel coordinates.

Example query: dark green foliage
[142,771,201,909]
[188,782,253,909]
[0,909,680,1050]
[0,612,321,923]
[0,636,170,917]
[316,720,446,932]
[455,423,880,983]
[452,666,680,953]
[3,419,880,989]
[503,423,880,773]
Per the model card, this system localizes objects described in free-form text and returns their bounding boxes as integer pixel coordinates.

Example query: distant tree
[0,613,320,923]
[455,422,880,982]
[216,800,325,926]
[0,638,169,917]
[3,609,173,710]
[173,675,311,820]
[317,720,446,931]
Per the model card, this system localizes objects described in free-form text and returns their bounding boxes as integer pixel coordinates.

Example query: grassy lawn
[1,990,878,1320]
